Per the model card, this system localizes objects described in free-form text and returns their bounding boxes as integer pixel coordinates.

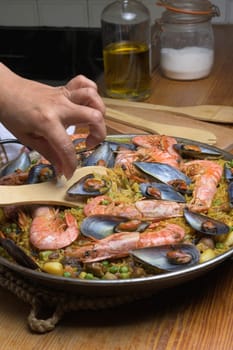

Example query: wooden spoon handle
[103,98,233,123]
[105,107,217,145]
[0,166,106,207]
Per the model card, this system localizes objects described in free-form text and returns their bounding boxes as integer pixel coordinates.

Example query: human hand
[0,63,106,179]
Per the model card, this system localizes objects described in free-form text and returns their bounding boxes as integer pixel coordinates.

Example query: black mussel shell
[140,182,186,203]
[224,162,233,182]
[27,164,56,184]
[0,237,38,269]
[174,143,222,159]
[184,208,230,235]
[80,215,129,239]
[82,142,115,168]
[80,215,149,240]
[0,138,23,146]
[228,181,233,208]
[66,174,111,198]
[0,151,31,177]
[130,243,200,272]
[107,141,136,152]
[72,137,88,153]
[134,162,191,193]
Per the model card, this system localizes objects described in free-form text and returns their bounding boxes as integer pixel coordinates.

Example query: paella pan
[0,134,232,297]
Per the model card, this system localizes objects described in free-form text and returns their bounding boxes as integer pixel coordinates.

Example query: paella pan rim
[0,245,232,297]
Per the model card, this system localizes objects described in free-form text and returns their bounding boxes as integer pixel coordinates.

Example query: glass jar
[156,0,220,80]
[101,0,151,101]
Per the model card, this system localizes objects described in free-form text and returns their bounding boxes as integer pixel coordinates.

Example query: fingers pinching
[66,75,98,91]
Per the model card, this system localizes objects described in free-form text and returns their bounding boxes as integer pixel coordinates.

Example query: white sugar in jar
[160,46,214,80]
[156,1,220,80]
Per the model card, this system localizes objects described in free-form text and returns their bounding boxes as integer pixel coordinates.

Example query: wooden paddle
[103,98,233,123]
[0,166,107,207]
[105,107,217,145]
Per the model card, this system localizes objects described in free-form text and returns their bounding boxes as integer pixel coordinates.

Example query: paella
[0,134,232,282]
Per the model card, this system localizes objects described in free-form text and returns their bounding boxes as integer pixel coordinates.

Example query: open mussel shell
[82,142,115,168]
[0,237,38,269]
[130,243,200,272]
[0,138,23,146]
[27,163,56,184]
[184,208,230,235]
[140,182,186,202]
[80,215,150,240]
[0,151,31,177]
[174,143,222,159]
[134,162,191,193]
[106,141,136,152]
[66,174,111,198]
[227,181,233,208]
[224,162,233,182]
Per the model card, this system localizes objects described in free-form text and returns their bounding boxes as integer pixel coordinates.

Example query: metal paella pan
[0,135,233,297]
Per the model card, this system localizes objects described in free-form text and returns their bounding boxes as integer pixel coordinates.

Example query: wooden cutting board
[104,101,233,151]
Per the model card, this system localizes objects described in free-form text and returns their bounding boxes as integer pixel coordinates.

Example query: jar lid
[157,0,220,17]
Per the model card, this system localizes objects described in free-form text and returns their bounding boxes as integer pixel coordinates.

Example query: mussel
[130,243,200,272]
[184,208,230,235]
[72,137,87,153]
[224,162,233,182]
[80,215,150,240]
[0,138,23,146]
[66,174,111,198]
[0,235,38,269]
[224,162,233,207]
[27,164,56,184]
[82,142,115,168]
[106,141,136,152]
[0,151,31,177]
[139,182,186,202]
[174,143,222,159]
[134,162,191,194]
[228,182,233,208]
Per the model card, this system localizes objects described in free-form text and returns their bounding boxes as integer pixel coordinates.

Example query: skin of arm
[0,62,106,179]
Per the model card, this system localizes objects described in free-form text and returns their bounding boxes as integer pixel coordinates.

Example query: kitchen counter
[0,25,232,350]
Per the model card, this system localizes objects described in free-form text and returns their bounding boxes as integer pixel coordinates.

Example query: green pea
[79,271,87,279]
[119,266,129,273]
[216,242,225,249]
[39,250,53,260]
[4,227,12,234]
[63,271,71,278]
[85,273,94,280]
[109,265,119,274]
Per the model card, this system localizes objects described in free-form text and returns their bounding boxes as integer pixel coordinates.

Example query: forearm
[0,62,27,123]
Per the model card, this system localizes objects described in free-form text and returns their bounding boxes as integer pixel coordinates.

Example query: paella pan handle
[0,265,146,333]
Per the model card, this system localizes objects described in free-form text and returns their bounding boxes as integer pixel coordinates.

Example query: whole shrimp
[30,206,79,250]
[65,223,185,263]
[84,195,143,219]
[114,135,182,181]
[84,195,185,221]
[114,146,146,182]
[182,160,223,212]
[132,135,182,169]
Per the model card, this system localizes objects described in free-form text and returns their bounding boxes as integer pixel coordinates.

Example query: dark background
[0,27,104,85]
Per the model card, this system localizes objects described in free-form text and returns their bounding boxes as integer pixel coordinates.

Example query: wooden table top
[0,25,233,350]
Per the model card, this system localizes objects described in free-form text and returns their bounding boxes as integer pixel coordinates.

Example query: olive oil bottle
[101,0,151,101]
